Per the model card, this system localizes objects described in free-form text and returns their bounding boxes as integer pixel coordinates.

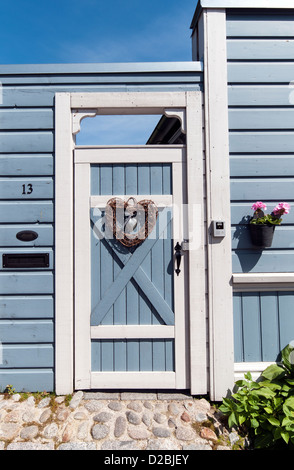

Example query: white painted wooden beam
[54,93,74,395]
[203,10,234,401]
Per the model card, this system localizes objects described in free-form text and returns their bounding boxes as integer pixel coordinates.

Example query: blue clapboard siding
[92,340,174,372]
[233,292,294,362]
[1,345,53,369]
[0,109,53,129]
[227,11,294,275]
[0,224,53,247]
[0,132,53,153]
[0,320,54,343]
[230,155,294,177]
[228,85,294,106]
[0,201,53,223]
[0,272,54,294]
[0,155,53,176]
[226,14,294,37]
[227,12,294,363]
[0,63,202,391]
[0,177,53,199]
[0,371,54,393]
[0,296,53,318]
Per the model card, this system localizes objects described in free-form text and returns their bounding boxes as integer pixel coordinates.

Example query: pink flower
[251,201,267,211]
[273,202,291,216]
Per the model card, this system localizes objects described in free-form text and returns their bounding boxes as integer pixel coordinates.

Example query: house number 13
[22,183,33,195]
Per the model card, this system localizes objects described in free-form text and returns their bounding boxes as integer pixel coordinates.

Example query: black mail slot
[2,253,49,268]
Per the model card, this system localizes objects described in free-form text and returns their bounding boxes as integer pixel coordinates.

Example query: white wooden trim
[74,163,91,390]
[91,372,176,389]
[75,146,185,164]
[233,273,294,292]
[55,90,207,395]
[54,93,74,395]
[90,195,172,209]
[71,92,187,110]
[186,91,207,395]
[233,273,294,284]
[234,362,273,382]
[204,10,234,401]
[200,0,294,9]
[91,325,174,339]
[172,160,188,390]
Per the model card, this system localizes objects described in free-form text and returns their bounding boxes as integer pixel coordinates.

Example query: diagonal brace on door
[90,208,175,326]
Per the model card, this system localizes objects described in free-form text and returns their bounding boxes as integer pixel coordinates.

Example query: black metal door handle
[174,242,182,276]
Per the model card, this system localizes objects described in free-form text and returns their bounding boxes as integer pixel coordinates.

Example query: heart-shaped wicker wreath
[105,197,158,247]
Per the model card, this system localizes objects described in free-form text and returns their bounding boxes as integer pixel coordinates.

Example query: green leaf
[282,343,294,376]
[281,431,290,444]
[262,364,286,381]
[228,412,238,428]
[252,388,276,399]
[250,418,259,428]
[267,416,280,427]
[264,406,273,414]
[244,371,252,381]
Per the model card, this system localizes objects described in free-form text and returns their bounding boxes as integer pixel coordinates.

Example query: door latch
[174,242,182,276]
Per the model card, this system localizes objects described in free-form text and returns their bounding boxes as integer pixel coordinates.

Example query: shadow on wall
[233,216,262,272]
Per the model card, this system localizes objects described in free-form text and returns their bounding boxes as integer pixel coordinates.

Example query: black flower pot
[249,223,275,247]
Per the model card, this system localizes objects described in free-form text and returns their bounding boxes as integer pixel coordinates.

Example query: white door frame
[75,146,187,390]
[54,91,206,395]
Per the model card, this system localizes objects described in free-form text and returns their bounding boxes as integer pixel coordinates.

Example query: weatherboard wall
[226,11,294,361]
[0,64,203,392]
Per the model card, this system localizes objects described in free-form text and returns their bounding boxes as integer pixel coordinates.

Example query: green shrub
[219,343,294,449]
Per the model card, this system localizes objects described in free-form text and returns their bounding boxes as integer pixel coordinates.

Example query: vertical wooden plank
[100,165,112,195]
[203,11,234,400]
[91,341,101,371]
[112,164,126,324]
[165,339,175,371]
[114,340,127,371]
[151,164,164,327]
[140,340,153,371]
[91,165,100,195]
[91,209,101,326]
[125,164,139,325]
[127,340,140,371]
[260,292,280,362]
[232,293,243,362]
[162,164,172,195]
[101,341,114,371]
[278,292,294,351]
[55,93,74,395]
[242,293,261,362]
[138,164,152,324]
[153,340,166,371]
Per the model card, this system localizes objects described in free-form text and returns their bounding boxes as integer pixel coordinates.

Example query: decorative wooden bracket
[72,109,98,135]
[164,108,186,134]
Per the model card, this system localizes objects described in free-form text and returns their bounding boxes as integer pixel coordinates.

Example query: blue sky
[0,0,197,64]
[0,0,198,144]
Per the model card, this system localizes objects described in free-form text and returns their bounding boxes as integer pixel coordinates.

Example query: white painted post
[55,93,75,395]
[203,9,235,401]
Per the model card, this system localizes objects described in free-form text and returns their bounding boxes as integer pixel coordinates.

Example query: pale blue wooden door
[74,147,187,389]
